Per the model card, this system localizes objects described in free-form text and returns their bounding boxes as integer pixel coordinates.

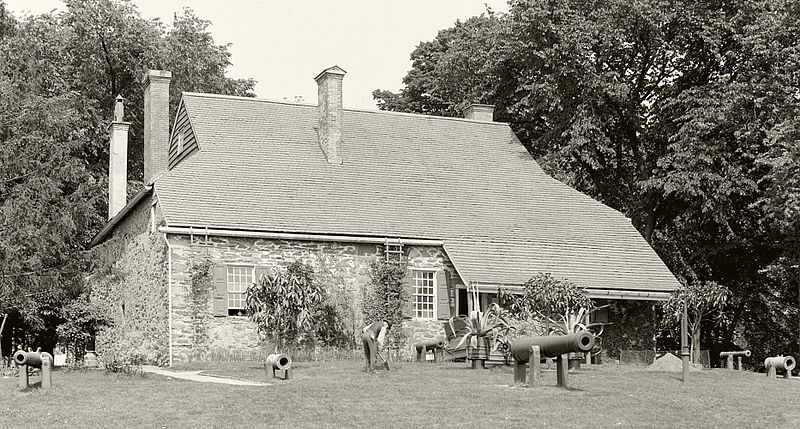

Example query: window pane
[226,266,252,309]
[412,270,436,319]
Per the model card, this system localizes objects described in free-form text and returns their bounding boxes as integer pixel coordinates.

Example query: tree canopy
[0,0,255,351]
[375,0,799,358]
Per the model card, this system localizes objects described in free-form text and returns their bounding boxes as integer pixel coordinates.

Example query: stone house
[90,66,681,365]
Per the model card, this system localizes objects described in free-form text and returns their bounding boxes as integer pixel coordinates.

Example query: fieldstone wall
[91,232,169,366]
[167,235,462,363]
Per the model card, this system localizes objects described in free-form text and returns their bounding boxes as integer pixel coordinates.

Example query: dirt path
[141,366,270,386]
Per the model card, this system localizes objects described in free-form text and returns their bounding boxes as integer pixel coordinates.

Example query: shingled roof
[153,92,681,296]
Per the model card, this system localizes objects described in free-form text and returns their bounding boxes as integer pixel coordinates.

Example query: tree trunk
[691,324,701,365]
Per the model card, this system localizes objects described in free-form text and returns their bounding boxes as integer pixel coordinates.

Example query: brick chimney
[314,66,346,165]
[108,95,130,219]
[143,69,172,184]
[463,104,495,121]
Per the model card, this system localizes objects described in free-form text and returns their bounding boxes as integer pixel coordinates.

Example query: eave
[89,185,153,247]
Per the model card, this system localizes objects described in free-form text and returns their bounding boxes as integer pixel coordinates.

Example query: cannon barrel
[14,351,43,369]
[765,356,796,372]
[511,332,595,362]
[720,350,751,358]
[414,339,446,353]
[266,353,292,371]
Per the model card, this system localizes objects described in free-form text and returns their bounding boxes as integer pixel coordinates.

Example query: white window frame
[412,269,437,320]
[226,265,254,316]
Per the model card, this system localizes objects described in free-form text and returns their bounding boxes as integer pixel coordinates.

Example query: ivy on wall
[362,257,408,348]
[89,233,168,365]
[600,300,656,359]
[188,258,213,350]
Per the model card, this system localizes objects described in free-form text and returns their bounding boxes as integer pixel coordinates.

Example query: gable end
[168,99,199,169]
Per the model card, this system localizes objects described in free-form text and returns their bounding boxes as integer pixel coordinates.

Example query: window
[412,270,436,319]
[176,132,185,153]
[226,266,252,316]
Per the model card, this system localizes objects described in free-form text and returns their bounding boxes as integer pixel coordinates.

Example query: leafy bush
[56,294,108,362]
[101,329,167,369]
[499,273,596,334]
[246,261,327,348]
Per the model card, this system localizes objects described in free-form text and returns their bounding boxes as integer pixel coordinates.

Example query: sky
[5,0,510,110]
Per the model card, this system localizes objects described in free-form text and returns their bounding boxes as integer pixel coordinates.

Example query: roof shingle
[155,93,681,293]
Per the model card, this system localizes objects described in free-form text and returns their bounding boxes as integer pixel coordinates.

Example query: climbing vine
[188,258,213,348]
[362,257,408,348]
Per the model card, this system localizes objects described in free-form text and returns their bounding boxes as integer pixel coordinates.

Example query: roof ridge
[181,91,510,126]
[182,92,318,108]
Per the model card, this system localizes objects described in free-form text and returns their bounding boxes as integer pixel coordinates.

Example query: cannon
[764,355,795,379]
[719,350,751,370]
[13,349,53,390]
[265,353,292,380]
[510,332,595,389]
[414,339,446,363]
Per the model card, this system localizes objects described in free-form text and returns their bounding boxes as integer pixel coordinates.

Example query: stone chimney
[463,104,495,122]
[314,66,346,165]
[143,69,172,184]
[108,95,130,219]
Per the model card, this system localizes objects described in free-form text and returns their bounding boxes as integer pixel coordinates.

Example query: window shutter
[436,270,449,320]
[212,265,227,317]
[403,269,414,319]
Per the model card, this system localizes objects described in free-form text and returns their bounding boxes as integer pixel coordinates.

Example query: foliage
[375,0,800,360]
[55,294,108,361]
[246,261,325,348]
[451,303,512,353]
[101,329,164,370]
[313,254,364,348]
[499,273,596,335]
[187,258,212,346]
[361,258,407,348]
[663,282,730,363]
[0,0,256,354]
[602,300,657,359]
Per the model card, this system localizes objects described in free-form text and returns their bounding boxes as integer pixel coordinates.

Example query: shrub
[246,261,326,348]
[499,272,596,334]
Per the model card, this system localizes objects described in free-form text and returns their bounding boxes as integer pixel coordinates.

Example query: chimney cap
[113,95,125,122]
[142,69,172,85]
[314,65,347,83]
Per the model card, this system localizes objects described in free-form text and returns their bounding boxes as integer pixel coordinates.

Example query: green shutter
[403,268,414,319]
[436,270,449,320]
[212,265,227,316]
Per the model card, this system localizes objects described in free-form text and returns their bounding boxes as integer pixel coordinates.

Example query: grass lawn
[2,360,800,428]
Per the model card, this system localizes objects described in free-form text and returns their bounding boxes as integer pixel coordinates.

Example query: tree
[245,262,325,349]
[0,8,104,344]
[55,294,108,362]
[663,282,730,363]
[62,0,257,182]
[499,273,596,335]
[376,0,800,364]
[0,0,257,354]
